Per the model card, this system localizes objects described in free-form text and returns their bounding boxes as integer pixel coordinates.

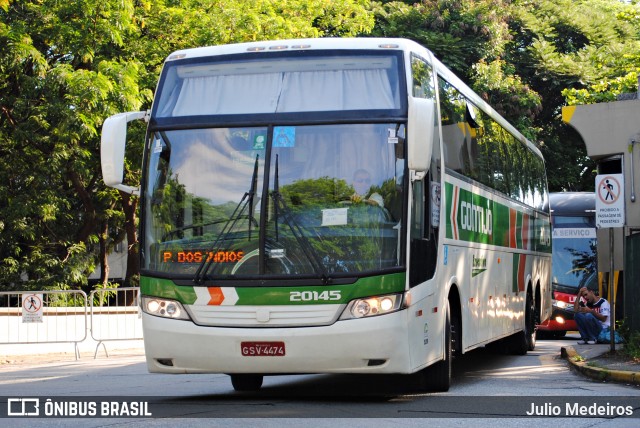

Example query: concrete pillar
[562,99,640,331]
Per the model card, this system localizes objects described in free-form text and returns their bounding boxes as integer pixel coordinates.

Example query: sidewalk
[0,338,145,363]
[561,343,640,386]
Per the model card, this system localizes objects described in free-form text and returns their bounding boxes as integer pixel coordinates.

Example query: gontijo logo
[449,184,493,240]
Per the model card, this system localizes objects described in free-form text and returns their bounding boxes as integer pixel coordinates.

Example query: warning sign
[22,293,44,323]
[595,174,625,228]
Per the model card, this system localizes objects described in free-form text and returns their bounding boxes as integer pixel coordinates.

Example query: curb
[561,346,640,386]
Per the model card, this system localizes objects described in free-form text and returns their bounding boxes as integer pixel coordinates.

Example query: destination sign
[162,250,245,263]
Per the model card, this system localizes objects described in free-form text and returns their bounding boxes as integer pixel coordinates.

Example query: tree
[2,0,638,290]
[371,0,512,76]
[507,0,640,191]
[372,0,640,191]
[0,0,377,290]
[0,0,149,290]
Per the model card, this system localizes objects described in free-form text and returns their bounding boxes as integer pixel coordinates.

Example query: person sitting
[573,287,610,345]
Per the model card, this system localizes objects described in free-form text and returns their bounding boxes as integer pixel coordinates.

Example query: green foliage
[0,0,149,290]
[563,67,639,105]
[471,59,542,139]
[0,0,377,290]
[371,0,511,78]
[505,0,640,191]
[2,0,640,289]
[281,176,354,205]
[617,320,640,359]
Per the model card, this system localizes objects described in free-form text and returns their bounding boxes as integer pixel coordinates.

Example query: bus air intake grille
[187,304,342,327]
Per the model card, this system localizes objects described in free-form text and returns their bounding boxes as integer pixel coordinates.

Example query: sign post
[595,173,625,352]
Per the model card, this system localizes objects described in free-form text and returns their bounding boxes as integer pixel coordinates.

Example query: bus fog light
[142,296,191,320]
[340,293,404,320]
[555,316,565,324]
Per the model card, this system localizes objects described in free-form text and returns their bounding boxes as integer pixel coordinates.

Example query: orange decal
[518,255,527,292]
[207,287,225,305]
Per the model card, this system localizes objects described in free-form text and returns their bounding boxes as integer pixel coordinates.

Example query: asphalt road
[1,333,639,427]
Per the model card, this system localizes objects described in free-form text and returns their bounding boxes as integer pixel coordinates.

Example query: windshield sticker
[273,126,296,147]
[322,208,348,226]
[387,128,398,144]
[253,134,266,150]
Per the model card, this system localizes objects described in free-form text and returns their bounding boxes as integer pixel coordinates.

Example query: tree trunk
[99,219,110,288]
[120,191,139,292]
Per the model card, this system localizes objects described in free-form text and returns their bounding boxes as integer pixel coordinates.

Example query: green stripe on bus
[445,181,551,253]
[140,272,406,305]
[140,276,199,304]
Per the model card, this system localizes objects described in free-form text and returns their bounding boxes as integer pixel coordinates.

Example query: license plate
[241,341,286,357]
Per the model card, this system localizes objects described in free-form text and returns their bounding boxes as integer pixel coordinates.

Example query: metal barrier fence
[89,287,142,357]
[0,288,141,359]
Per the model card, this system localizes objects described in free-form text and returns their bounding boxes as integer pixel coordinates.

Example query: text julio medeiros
[526,402,634,417]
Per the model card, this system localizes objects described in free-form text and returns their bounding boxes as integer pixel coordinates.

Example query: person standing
[573,287,610,344]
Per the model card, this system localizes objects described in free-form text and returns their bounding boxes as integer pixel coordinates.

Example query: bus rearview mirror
[407,97,435,173]
[100,111,147,195]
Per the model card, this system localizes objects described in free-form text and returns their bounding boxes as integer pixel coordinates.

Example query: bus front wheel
[415,300,456,392]
[230,374,264,392]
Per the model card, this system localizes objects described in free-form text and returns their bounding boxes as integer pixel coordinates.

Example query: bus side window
[409,178,438,286]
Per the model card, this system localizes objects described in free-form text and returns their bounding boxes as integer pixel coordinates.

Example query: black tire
[510,290,536,355]
[415,300,454,392]
[230,374,263,391]
[526,291,537,351]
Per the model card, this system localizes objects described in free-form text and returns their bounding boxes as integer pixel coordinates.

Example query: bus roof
[163,37,543,161]
[548,192,595,215]
[165,38,427,61]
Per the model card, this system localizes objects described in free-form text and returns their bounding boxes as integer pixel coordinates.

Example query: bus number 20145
[289,290,341,302]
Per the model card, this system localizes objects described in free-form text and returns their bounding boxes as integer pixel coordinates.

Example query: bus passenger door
[407,176,441,368]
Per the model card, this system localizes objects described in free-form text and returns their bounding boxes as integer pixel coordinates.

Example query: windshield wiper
[271,155,329,281]
[193,155,260,284]
[162,218,259,241]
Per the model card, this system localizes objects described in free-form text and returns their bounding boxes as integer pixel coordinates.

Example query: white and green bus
[101,38,551,392]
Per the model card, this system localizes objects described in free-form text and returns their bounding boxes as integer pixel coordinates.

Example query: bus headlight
[339,293,404,320]
[142,296,191,320]
[553,300,569,309]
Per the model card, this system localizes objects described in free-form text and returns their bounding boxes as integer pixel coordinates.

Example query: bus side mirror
[101,111,148,195]
[407,97,435,173]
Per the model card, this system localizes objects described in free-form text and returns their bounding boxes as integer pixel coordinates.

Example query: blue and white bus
[538,192,597,338]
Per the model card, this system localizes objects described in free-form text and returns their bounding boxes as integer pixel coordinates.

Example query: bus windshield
[154,53,401,116]
[551,215,597,289]
[144,123,405,279]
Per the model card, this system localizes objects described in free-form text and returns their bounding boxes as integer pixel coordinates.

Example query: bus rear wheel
[230,374,263,391]
[509,291,536,355]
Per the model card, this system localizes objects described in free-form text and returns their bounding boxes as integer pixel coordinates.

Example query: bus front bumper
[142,311,412,375]
[537,307,577,332]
